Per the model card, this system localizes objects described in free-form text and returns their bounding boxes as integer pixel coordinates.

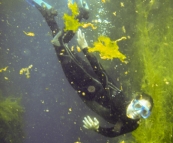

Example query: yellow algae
[63,2,83,32]
[120,2,124,7]
[76,46,81,52]
[4,77,8,80]
[63,2,96,32]
[23,31,35,36]
[0,66,8,72]
[113,11,116,16]
[101,0,106,3]
[122,26,126,33]
[88,36,126,61]
[19,65,33,78]
[101,0,110,3]
[68,1,79,17]
[63,13,83,32]
[74,137,82,143]
[82,23,97,30]
[71,45,74,51]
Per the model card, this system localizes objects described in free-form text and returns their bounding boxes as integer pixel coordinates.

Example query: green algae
[127,0,173,142]
[0,94,24,143]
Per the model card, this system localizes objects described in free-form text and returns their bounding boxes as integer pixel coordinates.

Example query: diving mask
[126,99,151,119]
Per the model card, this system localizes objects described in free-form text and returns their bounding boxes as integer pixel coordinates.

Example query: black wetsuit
[35,4,139,137]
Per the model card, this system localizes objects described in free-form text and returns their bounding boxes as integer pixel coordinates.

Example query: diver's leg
[38,6,59,37]
[32,1,100,102]
[33,1,59,37]
[33,0,89,41]
[54,41,103,102]
[56,44,112,118]
[51,30,105,103]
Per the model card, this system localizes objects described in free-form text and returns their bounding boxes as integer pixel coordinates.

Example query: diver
[28,0,154,137]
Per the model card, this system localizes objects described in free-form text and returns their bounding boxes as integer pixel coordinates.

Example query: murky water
[0,0,173,143]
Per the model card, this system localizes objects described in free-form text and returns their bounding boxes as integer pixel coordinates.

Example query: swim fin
[26,0,52,9]
[71,0,89,10]
[80,0,89,10]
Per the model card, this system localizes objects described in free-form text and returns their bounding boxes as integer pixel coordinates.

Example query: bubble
[42,73,46,77]
[22,48,31,57]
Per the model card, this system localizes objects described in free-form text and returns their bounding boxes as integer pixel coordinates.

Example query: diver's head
[126,93,153,120]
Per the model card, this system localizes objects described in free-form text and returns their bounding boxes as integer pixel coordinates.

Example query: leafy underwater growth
[126,0,173,142]
[0,95,24,143]
[63,2,83,32]
[63,2,96,32]
[63,14,83,32]
[88,35,126,61]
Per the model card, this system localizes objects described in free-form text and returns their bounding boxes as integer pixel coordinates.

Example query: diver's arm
[96,121,139,137]
[83,116,118,137]
[77,29,108,88]
[33,0,59,37]
[96,126,124,137]
[83,48,108,88]
[83,115,138,137]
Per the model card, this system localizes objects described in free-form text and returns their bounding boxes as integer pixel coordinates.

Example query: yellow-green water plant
[0,94,24,143]
[128,0,173,142]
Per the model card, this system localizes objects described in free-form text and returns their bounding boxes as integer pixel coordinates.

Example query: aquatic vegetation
[82,23,97,30]
[19,64,33,78]
[63,2,96,32]
[76,46,81,52]
[63,2,83,32]
[23,31,35,36]
[67,1,79,17]
[0,94,24,143]
[125,0,173,142]
[0,66,8,72]
[63,13,83,32]
[101,0,110,3]
[88,35,126,61]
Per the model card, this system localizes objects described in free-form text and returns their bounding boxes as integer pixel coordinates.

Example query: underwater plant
[0,67,8,73]
[63,2,83,32]
[0,94,24,143]
[19,64,33,78]
[88,35,126,61]
[125,0,173,142]
[63,2,96,32]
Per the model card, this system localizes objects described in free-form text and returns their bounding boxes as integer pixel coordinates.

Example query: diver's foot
[77,7,89,20]
[80,0,89,10]
[37,3,58,21]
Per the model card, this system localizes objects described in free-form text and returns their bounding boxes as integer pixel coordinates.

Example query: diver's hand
[83,116,99,131]
[77,29,88,49]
